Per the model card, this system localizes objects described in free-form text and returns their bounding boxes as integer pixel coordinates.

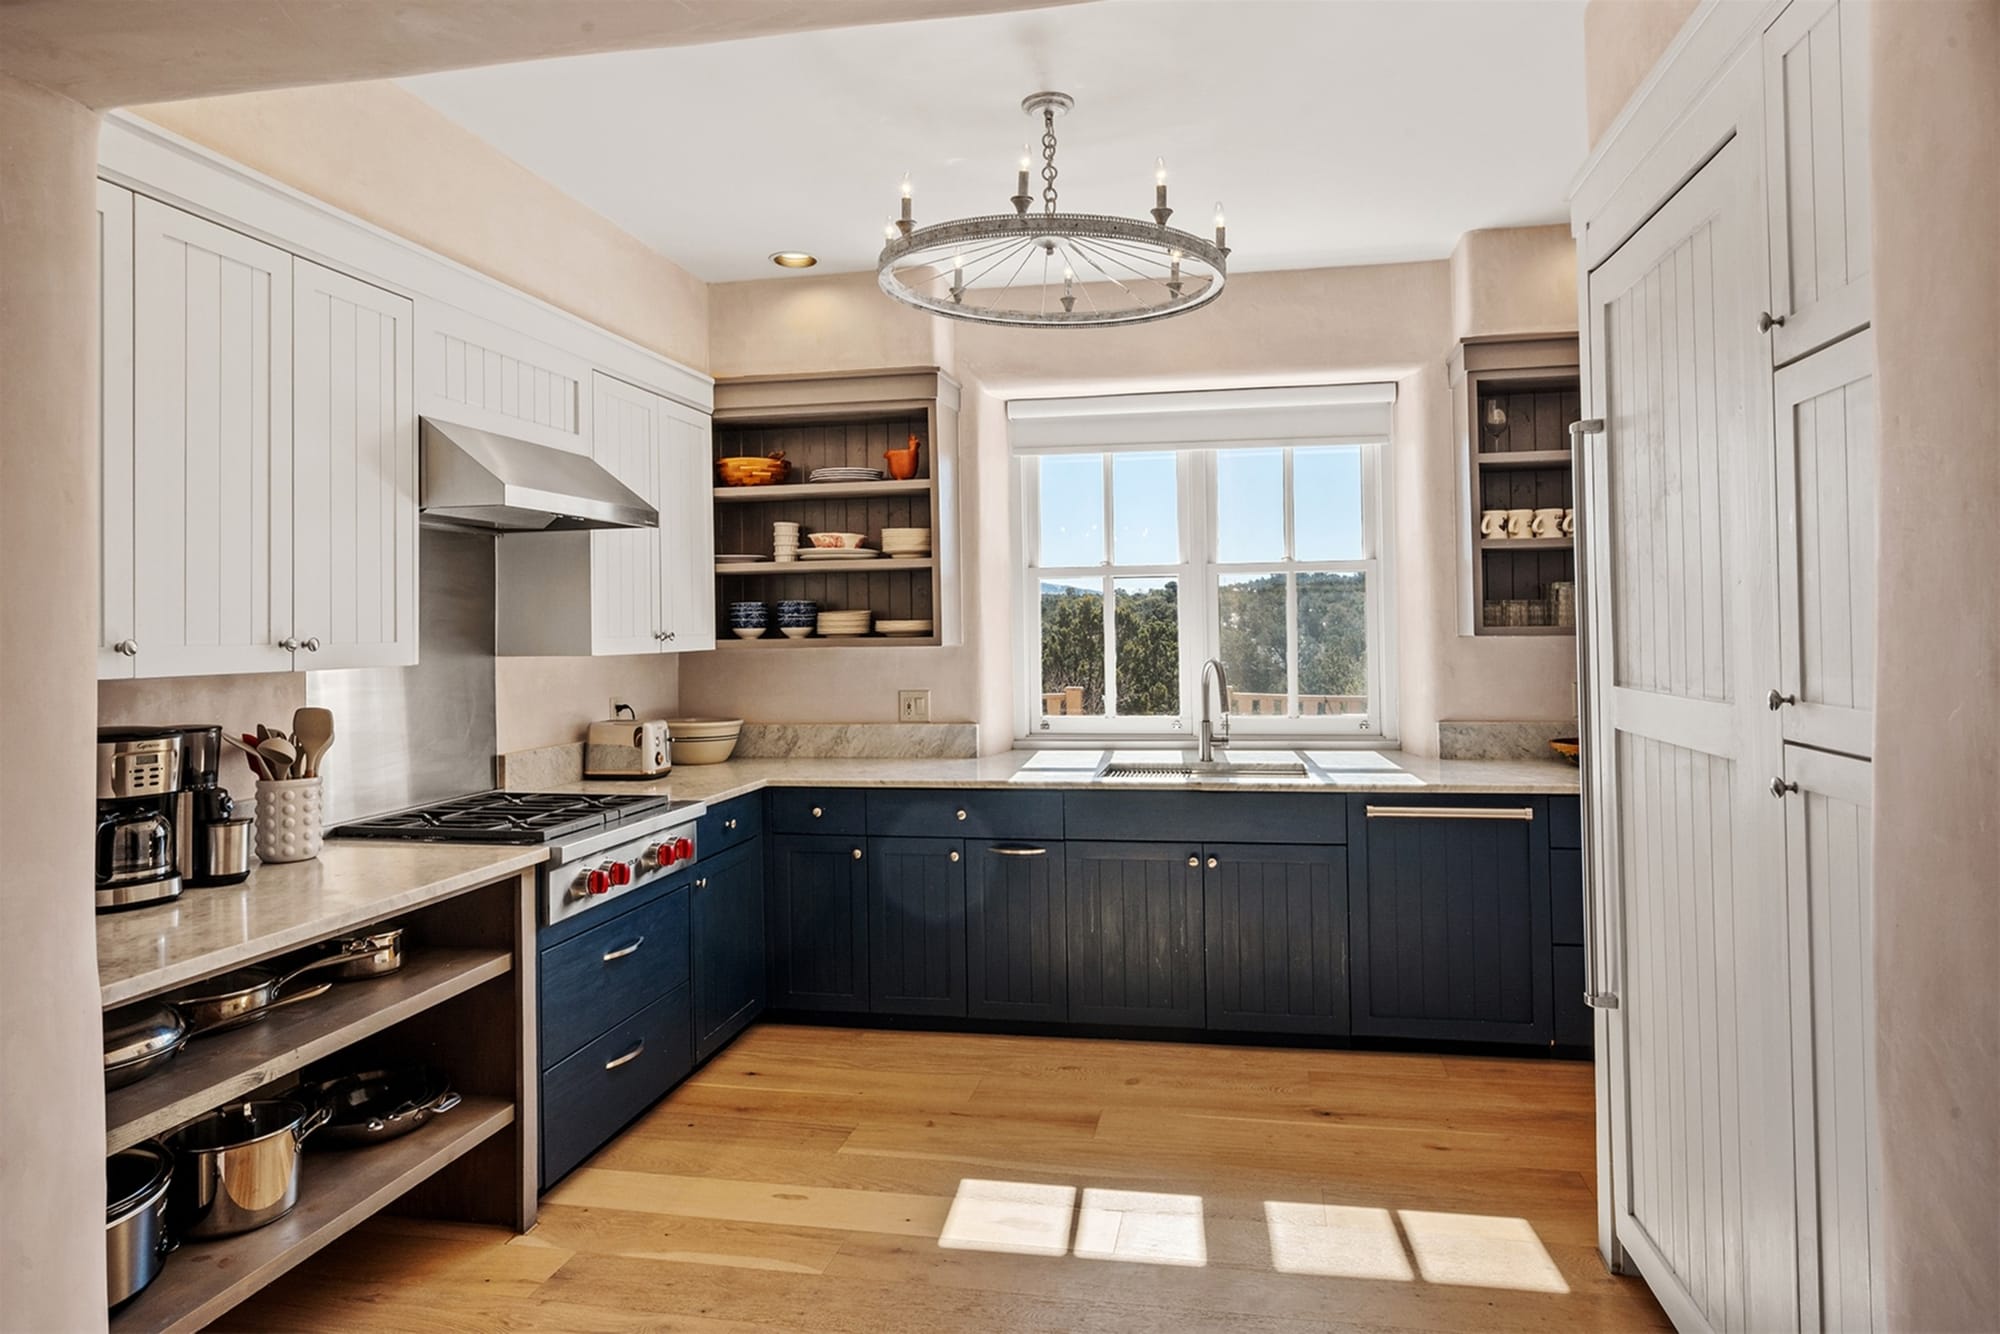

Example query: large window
[1016,396,1394,742]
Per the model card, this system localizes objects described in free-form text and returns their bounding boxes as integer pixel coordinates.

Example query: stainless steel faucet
[1197,658,1231,763]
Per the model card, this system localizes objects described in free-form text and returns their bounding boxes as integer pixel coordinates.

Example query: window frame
[1014,440,1397,746]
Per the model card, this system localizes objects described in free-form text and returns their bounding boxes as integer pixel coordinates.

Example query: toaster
[583,718,671,778]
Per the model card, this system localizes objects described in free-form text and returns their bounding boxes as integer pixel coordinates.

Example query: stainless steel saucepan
[167,1099,331,1238]
[315,926,404,980]
[103,1001,190,1089]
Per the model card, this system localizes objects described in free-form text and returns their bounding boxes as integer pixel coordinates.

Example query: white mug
[1480,509,1509,539]
[1531,507,1565,538]
[1506,508,1534,539]
[1561,508,1576,536]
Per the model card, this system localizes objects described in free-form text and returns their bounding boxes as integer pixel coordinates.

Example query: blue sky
[1038,447,1364,567]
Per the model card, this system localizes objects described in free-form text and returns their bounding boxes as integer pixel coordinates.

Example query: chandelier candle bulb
[1214,203,1228,252]
[899,172,913,235]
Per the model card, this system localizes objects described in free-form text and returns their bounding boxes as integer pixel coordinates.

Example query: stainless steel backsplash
[306,528,497,823]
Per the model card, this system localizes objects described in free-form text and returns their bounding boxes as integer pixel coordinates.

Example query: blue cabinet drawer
[867,789,1063,841]
[697,793,763,855]
[767,787,867,836]
[540,887,689,1069]
[1064,791,1347,845]
[540,983,692,1188]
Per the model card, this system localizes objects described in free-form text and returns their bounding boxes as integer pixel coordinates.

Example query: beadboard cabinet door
[1773,330,1876,758]
[966,842,1068,1023]
[867,837,967,1017]
[767,834,870,1012]
[656,395,716,651]
[1763,0,1871,364]
[1203,843,1348,1036]
[97,181,137,679]
[589,373,665,656]
[291,259,418,669]
[693,839,767,1061]
[1064,841,1205,1028]
[131,197,295,677]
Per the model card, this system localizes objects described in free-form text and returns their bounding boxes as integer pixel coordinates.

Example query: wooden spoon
[225,733,268,780]
[256,736,298,783]
[293,707,334,779]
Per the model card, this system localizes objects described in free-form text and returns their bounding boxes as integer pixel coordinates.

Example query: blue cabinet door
[767,833,869,1012]
[1203,843,1349,1036]
[1064,840,1205,1028]
[966,840,1067,1023]
[867,836,968,1017]
[1348,796,1551,1043]
[692,839,766,1061]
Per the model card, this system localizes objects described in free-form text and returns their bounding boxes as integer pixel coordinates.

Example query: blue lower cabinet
[1203,843,1349,1036]
[1347,795,1551,1043]
[867,836,968,1017]
[966,840,1067,1023]
[1552,945,1592,1048]
[540,887,690,1070]
[1064,841,1205,1027]
[540,983,693,1188]
[693,840,766,1061]
[767,833,869,1012]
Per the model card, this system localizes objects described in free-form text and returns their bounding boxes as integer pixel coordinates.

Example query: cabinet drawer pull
[604,1041,645,1071]
[1364,805,1534,821]
[812,806,824,818]
[695,877,708,888]
[851,847,863,860]
[601,936,645,962]
[724,818,738,830]
[956,808,968,821]
[988,845,1048,857]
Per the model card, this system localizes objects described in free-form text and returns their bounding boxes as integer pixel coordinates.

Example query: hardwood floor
[216,1027,1668,1332]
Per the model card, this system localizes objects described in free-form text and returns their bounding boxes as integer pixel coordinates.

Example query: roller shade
[1007,383,1396,455]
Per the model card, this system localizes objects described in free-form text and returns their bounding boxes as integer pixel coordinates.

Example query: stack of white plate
[877,619,933,637]
[809,467,886,484]
[772,521,799,563]
[798,548,880,561]
[815,610,873,637]
[880,527,932,559]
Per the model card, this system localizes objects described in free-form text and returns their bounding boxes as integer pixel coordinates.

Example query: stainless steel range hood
[419,418,656,532]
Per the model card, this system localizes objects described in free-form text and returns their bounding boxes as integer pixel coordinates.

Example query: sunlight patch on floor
[937,1179,1077,1256]
[1263,1202,1414,1281]
[1396,1209,1571,1293]
[1073,1189,1208,1267]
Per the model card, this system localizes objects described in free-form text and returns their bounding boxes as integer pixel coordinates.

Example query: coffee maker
[95,726,187,910]
[172,724,250,888]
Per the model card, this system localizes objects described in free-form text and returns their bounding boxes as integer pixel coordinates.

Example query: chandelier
[876,91,1229,327]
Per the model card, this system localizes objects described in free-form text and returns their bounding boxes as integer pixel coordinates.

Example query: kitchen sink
[1096,755,1312,780]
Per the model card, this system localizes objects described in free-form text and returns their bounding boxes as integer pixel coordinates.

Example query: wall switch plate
[898,689,931,723]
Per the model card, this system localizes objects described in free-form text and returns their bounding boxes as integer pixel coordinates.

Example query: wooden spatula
[293,707,335,779]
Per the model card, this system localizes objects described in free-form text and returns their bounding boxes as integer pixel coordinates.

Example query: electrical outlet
[608,696,630,720]
[898,689,931,723]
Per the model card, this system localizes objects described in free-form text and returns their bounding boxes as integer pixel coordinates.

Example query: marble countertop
[97,843,548,1007]
[551,749,1581,805]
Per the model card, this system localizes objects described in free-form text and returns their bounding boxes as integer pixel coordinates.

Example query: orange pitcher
[884,433,921,480]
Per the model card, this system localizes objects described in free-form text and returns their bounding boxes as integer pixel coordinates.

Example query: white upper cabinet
[1763,0,1872,364]
[656,395,716,652]
[130,196,296,678]
[97,181,137,679]
[589,373,666,656]
[415,301,592,456]
[292,259,419,669]
[1773,329,1876,758]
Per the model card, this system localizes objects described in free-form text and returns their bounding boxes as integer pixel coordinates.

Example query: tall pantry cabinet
[1571,1,1880,1330]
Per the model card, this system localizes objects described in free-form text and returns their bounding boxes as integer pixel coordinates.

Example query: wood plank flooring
[214,1027,1668,1332]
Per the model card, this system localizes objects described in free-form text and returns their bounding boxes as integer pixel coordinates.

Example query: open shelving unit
[101,870,537,1333]
[1451,335,1582,637]
[710,367,958,650]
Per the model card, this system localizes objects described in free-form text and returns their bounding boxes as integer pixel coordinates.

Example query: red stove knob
[653,841,676,867]
[673,837,694,862]
[584,868,610,896]
[609,860,633,886]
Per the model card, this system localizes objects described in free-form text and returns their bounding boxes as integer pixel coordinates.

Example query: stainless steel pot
[164,956,344,1036]
[103,1001,190,1090]
[167,1099,330,1239]
[106,1141,173,1307]
[317,927,405,980]
[305,1066,459,1147]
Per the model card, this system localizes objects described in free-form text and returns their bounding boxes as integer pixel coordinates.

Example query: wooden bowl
[1550,738,1580,765]
[716,453,790,486]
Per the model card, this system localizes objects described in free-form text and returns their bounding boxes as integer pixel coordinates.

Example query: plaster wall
[1583,0,1703,144]
[1450,224,1578,341]
[0,71,110,1328]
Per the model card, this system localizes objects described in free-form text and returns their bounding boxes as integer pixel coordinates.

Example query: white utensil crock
[254,777,323,864]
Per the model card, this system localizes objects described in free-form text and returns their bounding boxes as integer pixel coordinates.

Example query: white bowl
[780,626,813,639]
[670,735,739,765]
[730,627,767,640]
[668,717,744,740]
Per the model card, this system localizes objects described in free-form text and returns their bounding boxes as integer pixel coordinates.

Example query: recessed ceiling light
[770,252,817,269]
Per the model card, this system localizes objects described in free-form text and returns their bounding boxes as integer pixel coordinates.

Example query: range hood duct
[419,417,656,532]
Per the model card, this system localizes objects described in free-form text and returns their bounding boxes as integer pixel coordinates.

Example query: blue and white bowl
[728,601,768,627]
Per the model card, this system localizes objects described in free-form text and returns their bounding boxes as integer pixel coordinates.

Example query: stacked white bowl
[881,527,932,559]
[772,521,799,563]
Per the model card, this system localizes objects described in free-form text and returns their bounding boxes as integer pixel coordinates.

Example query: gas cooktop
[328,790,679,846]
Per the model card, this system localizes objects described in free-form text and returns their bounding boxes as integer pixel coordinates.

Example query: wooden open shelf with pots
[711,367,958,650]
[1451,335,1581,637]
[100,870,538,1332]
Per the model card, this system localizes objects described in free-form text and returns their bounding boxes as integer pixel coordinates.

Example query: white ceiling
[401,0,1587,284]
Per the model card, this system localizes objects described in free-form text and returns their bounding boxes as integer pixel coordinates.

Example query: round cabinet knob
[811,806,824,818]
[724,818,738,831]
[956,809,968,821]
[1771,777,1799,799]
[673,836,694,861]
[949,850,961,862]
[1187,855,1200,867]
[278,637,301,652]
[1207,856,1219,869]
[1767,688,1798,711]
[665,631,677,642]
[301,637,321,653]
[114,639,139,656]
[1757,311,1786,332]
[695,877,708,889]
[851,848,863,860]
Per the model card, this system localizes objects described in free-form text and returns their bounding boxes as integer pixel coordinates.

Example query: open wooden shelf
[1475,448,1573,469]
[106,948,513,1154]
[713,478,932,503]
[716,557,934,576]
[715,634,940,650]
[109,1097,514,1334]
[1478,537,1573,552]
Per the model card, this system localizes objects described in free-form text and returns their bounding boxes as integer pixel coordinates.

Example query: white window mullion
[1285,571,1301,718]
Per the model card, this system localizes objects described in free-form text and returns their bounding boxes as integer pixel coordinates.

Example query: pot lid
[106,1142,172,1221]
[102,1000,186,1068]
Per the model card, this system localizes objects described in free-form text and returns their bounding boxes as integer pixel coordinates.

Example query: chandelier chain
[1040,108,1060,215]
